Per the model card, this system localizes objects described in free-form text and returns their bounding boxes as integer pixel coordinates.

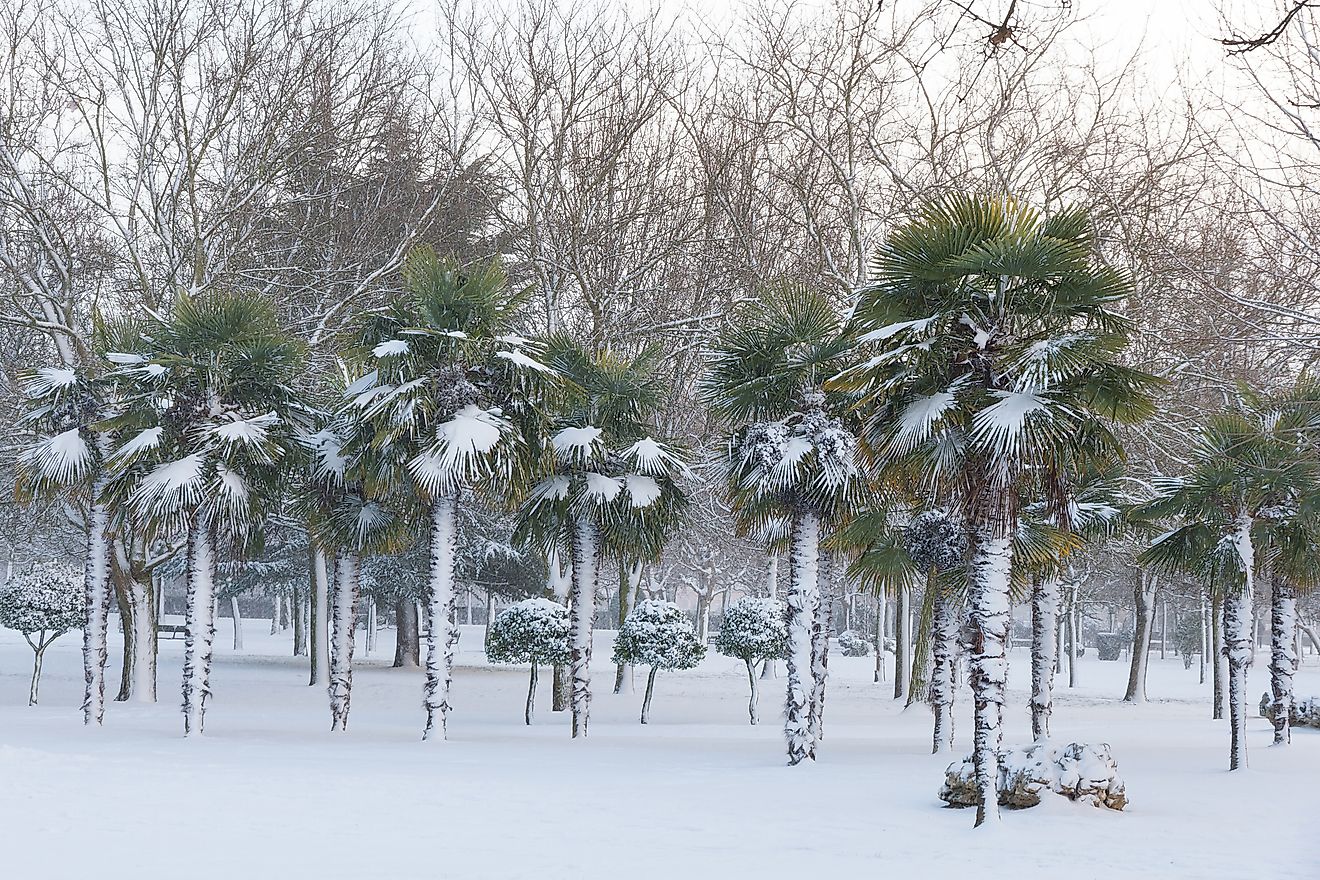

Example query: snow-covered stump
[784,510,821,765]
[968,527,1013,827]
[82,493,113,726]
[182,513,218,737]
[1030,575,1060,741]
[930,590,960,754]
[940,742,1127,812]
[423,497,459,741]
[568,518,600,739]
[329,553,360,732]
[1269,581,1297,746]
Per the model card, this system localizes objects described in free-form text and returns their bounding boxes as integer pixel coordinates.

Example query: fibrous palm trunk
[1269,579,1296,746]
[1225,515,1255,770]
[1030,575,1061,740]
[930,589,960,753]
[329,552,360,732]
[423,497,459,741]
[82,490,113,726]
[968,524,1014,828]
[112,540,157,704]
[784,509,820,765]
[182,512,217,736]
[568,518,600,738]
[809,579,831,743]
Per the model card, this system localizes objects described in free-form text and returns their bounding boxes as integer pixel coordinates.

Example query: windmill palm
[516,337,688,739]
[703,286,860,765]
[832,196,1155,825]
[1140,382,1320,764]
[347,248,554,741]
[104,292,305,736]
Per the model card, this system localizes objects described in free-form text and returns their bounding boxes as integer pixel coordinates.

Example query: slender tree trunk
[28,637,50,705]
[1211,591,1225,720]
[1067,587,1078,689]
[1030,575,1061,740]
[614,561,640,694]
[1225,515,1255,770]
[907,577,936,707]
[82,491,113,726]
[568,518,601,738]
[329,552,359,732]
[1269,579,1296,746]
[230,597,244,652]
[640,665,658,724]
[525,663,538,726]
[1199,594,1208,686]
[930,590,960,753]
[968,524,1014,828]
[292,585,308,657]
[182,512,217,737]
[270,593,281,635]
[784,509,820,765]
[1160,599,1168,660]
[393,596,420,668]
[1123,571,1156,703]
[423,497,459,741]
[365,599,377,657]
[809,569,831,743]
[874,589,886,683]
[745,658,760,725]
[894,585,910,700]
[309,543,330,687]
[552,664,570,712]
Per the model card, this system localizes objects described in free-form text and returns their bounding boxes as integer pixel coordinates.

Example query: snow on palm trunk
[1269,581,1297,746]
[182,513,217,736]
[1225,514,1254,770]
[784,510,820,765]
[968,526,1013,827]
[423,497,458,741]
[1030,575,1060,741]
[329,553,360,732]
[81,490,112,726]
[569,518,600,739]
[930,590,959,753]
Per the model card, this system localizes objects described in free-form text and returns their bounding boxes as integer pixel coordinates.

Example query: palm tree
[105,292,305,736]
[833,196,1155,825]
[347,248,554,741]
[703,286,860,765]
[1140,382,1320,765]
[516,338,687,739]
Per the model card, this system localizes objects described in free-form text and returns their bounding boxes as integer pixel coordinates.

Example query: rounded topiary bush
[714,596,787,724]
[0,563,84,705]
[612,600,705,723]
[837,629,872,657]
[486,597,570,724]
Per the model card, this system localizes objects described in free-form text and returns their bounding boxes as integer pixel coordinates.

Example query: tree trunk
[1067,583,1078,689]
[393,596,421,668]
[568,518,600,738]
[1269,579,1296,746]
[292,585,308,657]
[907,576,937,707]
[1198,594,1208,686]
[82,492,113,726]
[1030,575,1060,740]
[930,589,960,753]
[640,665,658,724]
[809,566,831,743]
[182,512,217,737]
[1211,591,1225,720]
[365,598,377,657]
[784,509,820,765]
[614,561,640,694]
[552,664,569,712]
[230,597,244,652]
[894,585,910,700]
[745,658,760,725]
[874,589,886,683]
[1225,515,1255,770]
[329,552,359,732]
[525,663,538,726]
[29,638,49,705]
[270,592,281,635]
[112,540,157,704]
[1123,571,1156,703]
[423,496,459,741]
[309,543,330,687]
[968,524,1014,828]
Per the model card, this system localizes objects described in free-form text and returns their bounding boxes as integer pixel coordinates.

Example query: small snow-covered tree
[612,600,705,724]
[0,564,85,704]
[715,596,787,724]
[485,598,570,724]
[837,630,872,657]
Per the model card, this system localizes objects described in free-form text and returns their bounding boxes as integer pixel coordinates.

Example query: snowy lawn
[1,623,1315,879]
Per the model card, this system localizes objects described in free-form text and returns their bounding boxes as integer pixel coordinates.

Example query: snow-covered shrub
[939,742,1127,811]
[1173,615,1201,669]
[612,600,706,723]
[0,563,85,705]
[486,598,570,724]
[1096,632,1124,661]
[837,629,872,657]
[1260,692,1320,728]
[714,596,787,724]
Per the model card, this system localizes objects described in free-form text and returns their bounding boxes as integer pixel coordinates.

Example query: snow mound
[1260,692,1320,728]
[939,742,1127,812]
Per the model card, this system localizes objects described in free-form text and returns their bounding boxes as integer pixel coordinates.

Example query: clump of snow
[372,339,410,358]
[939,742,1127,811]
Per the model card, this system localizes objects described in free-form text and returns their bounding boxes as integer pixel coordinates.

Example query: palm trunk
[393,596,420,668]
[525,663,538,726]
[230,597,244,651]
[112,541,157,704]
[968,524,1014,828]
[640,665,658,724]
[1225,515,1255,770]
[1030,574,1061,740]
[309,543,330,687]
[907,576,937,707]
[1123,570,1156,703]
[784,508,820,765]
[894,585,910,700]
[809,573,831,743]
[745,658,760,725]
[568,518,600,738]
[329,552,360,732]
[930,589,959,753]
[1269,579,1296,746]
[82,490,113,726]
[423,496,459,741]
[614,561,640,694]
[182,512,217,736]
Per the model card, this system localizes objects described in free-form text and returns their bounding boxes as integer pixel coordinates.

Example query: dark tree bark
[1123,572,1155,703]
[393,596,420,668]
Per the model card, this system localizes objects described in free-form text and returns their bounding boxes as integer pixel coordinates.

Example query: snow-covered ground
[1,621,1315,879]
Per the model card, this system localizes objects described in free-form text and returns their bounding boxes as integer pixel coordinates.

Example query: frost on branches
[715,596,788,724]
[0,563,85,705]
[940,742,1127,812]
[612,600,705,724]
[837,630,872,657]
[485,598,571,725]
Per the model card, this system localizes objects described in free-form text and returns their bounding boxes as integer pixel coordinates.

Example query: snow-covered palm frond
[372,339,410,358]
[131,454,208,525]
[529,475,573,502]
[496,348,555,374]
[207,412,282,464]
[22,428,96,489]
[582,472,624,504]
[408,404,513,496]
[970,391,1051,459]
[622,437,687,477]
[24,366,80,399]
[623,474,662,508]
[303,427,349,487]
[109,426,165,468]
[552,425,604,466]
